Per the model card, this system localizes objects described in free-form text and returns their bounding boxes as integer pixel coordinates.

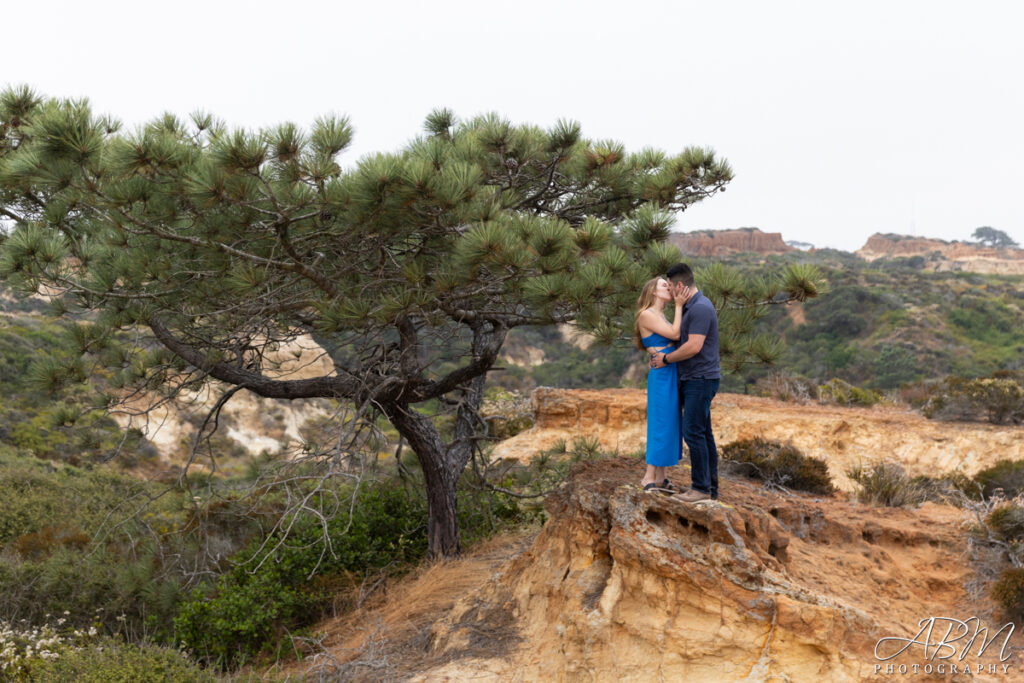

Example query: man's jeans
[681,378,720,498]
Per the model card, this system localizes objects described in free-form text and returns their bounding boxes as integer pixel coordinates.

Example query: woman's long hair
[633,278,662,351]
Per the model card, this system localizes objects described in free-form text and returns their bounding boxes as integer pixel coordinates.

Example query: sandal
[642,481,675,496]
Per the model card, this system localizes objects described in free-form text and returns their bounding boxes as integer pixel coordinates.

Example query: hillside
[290,388,1024,681]
[1,227,1022,680]
[496,245,1024,398]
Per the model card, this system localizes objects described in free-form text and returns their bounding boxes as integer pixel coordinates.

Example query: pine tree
[972,226,1018,249]
[0,89,822,557]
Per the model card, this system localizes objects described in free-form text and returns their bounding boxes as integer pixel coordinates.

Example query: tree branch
[147,315,359,400]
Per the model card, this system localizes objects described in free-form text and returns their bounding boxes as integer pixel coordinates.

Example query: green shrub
[0,449,201,643]
[721,437,834,494]
[973,459,1024,500]
[481,389,534,440]
[174,482,429,668]
[992,568,1024,622]
[922,375,1024,425]
[818,378,882,407]
[847,461,928,507]
[27,637,215,683]
[988,505,1024,541]
[485,414,534,440]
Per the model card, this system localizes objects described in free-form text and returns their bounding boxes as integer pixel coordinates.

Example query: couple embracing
[633,263,721,503]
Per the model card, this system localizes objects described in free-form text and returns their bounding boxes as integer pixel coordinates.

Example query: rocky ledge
[426,459,1019,681]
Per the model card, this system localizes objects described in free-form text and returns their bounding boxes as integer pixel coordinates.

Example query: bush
[27,637,214,683]
[987,505,1024,541]
[992,568,1024,622]
[922,375,1024,425]
[817,378,882,407]
[847,462,927,507]
[721,437,834,494]
[973,460,1024,500]
[753,371,816,403]
[174,482,429,668]
[481,390,534,440]
[909,472,976,505]
[0,449,203,643]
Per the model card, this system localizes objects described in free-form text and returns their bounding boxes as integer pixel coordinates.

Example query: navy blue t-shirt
[677,291,721,380]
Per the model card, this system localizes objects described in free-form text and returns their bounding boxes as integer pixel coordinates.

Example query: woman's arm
[638,305,683,341]
[637,286,691,341]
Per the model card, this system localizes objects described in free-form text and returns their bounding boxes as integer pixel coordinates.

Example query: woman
[634,277,692,492]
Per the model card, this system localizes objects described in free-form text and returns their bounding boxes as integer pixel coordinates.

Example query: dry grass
[254,528,536,682]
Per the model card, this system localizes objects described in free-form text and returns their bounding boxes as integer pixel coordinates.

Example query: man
[651,263,721,503]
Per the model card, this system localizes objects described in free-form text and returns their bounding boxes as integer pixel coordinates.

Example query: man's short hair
[666,263,695,287]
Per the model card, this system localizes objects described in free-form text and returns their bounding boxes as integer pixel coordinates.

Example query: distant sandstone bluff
[668,227,793,257]
[856,233,1024,274]
[667,227,1024,274]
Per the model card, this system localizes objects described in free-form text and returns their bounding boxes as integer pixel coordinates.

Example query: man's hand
[651,352,668,369]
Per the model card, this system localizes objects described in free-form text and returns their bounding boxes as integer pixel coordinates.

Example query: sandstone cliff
[857,234,1024,275]
[494,388,1024,490]
[668,228,794,257]
[424,459,1016,681]
[111,334,335,465]
[297,388,1024,681]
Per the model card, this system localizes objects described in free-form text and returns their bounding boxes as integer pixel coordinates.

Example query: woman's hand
[674,284,694,306]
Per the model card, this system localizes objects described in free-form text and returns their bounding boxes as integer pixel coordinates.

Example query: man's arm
[651,333,705,368]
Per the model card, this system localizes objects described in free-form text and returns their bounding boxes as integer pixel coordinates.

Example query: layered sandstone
[425,459,1017,681]
[111,334,334,463]
[669,228,794,257]
[857,234,1024,275]
[493,388,1024,490]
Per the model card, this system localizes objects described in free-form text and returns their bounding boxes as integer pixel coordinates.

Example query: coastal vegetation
[1,84,1022,676]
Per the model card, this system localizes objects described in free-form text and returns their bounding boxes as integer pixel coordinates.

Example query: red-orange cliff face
[668,228,794,257]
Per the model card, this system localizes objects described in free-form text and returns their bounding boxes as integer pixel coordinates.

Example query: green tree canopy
[972,226,1018,248]
[0,87,822,557]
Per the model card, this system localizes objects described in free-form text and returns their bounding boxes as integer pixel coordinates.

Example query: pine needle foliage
[0,86,821,557]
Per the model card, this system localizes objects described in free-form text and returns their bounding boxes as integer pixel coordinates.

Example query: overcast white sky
[5,0,1022,252]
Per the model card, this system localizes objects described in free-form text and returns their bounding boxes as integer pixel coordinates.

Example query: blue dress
[642,332,681,467]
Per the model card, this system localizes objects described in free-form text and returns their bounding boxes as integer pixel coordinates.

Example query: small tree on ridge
[0,88,823,557]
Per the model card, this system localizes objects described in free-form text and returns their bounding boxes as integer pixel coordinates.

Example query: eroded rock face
[494,388,1024,490]
[111,334,334,463]
[857,234,1024,274]
[668,228,794,257]
[427,460,1014,681]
